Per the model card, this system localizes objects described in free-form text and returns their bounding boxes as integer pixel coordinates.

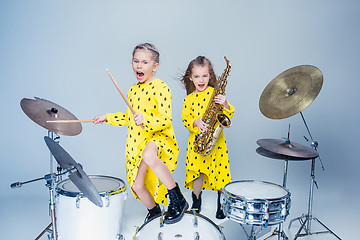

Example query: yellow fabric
[181,86,234,191]
[106,79,179,205]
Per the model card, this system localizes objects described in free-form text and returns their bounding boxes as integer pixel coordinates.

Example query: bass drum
[133,211,226,239]
[55,175,127,240]
[221,180,290,226]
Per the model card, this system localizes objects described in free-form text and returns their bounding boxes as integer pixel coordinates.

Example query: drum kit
[11,65,341,240]
[11,97,127,240]
[220,65,341,240]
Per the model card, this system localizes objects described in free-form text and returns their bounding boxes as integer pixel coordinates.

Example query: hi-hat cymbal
[20,97,82,136]
[259,65,323,119]
[256,147,312,161]
[257,138,319,159]
[44,136,103,207]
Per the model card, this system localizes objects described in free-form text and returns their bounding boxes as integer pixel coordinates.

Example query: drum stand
[288,112,341,239]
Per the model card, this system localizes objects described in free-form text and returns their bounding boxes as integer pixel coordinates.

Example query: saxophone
[193,56,232,156]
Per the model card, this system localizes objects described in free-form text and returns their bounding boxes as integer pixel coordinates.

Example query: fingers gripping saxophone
[193,57,232,156]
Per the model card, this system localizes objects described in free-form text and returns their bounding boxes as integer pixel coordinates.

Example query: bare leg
[142,142,176,190]
[192,173,204,198]
[132,160,156,210]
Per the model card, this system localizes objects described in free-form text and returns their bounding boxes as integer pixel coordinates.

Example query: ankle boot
[144,204,162,223]
[191,191,202,213]
[216,191,226,219]
[164,183,189,224]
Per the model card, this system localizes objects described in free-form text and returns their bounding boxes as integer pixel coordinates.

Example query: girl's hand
[214,94,229,109]
[133,112,143,126]
[93,114,107,124]
[194,117,208,133]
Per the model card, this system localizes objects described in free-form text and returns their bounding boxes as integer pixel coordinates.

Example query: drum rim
[222,180,290,201]
[56,175,126,197]
[134,211,226,239]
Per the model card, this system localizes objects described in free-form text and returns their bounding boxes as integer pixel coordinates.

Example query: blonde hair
[132,43,160,63]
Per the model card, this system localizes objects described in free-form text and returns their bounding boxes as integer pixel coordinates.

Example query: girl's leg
[132,159,156,210]
[191,173,203,213]
[142,142,188,224]
[192,173,204,198]
[142,142,176,190]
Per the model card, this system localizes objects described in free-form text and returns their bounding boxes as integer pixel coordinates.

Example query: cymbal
[44,136,103,207]
[20,97,82,136]
[257,138,319,159]
[259,65,323,119]
[256,147,312,161]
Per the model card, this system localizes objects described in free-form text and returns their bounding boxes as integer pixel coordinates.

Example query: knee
[142,149,158,167]
[132,181,145,194]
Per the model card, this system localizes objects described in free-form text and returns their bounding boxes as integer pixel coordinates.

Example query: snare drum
[221,180,290,226]
[55,175,127,240]
[133,211,226,239]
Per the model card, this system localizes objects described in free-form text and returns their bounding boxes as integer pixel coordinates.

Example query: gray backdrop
[1,0,359,239]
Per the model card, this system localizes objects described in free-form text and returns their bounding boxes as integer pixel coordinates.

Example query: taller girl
[93,43,188,224]
[181,56,234,219]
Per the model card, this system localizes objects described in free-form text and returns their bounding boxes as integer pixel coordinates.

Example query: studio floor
[0,188,350,240]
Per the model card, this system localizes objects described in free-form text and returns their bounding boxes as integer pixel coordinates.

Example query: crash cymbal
[256,147,312,161]
[259,65,323,119]
[257,138,319,159]
[20,97,82,136]
[44,136,103,207]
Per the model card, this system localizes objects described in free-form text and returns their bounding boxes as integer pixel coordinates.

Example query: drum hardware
[259,65,340,239]
[191,209,198,227]
[56,175,127,240]
[286,113,341,239]
[222,180,291,240]
[11,165,75,240]
[133,211,226,239]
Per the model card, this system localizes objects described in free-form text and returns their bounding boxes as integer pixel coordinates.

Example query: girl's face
[190,65,210,92]
[132,49,159,84]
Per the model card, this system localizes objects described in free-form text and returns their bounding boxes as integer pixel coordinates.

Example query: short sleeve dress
[106,78,179,204]
[181,86,234,191]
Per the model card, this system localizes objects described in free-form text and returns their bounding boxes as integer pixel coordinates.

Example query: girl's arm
[181,96,200,133]
[105,111,129,126]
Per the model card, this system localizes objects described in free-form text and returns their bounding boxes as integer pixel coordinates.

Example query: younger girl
[181,56,234,219]
[94,43,188,224]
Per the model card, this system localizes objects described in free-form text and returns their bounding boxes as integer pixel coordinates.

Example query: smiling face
[132,49,159,84]
[190,65,210,92]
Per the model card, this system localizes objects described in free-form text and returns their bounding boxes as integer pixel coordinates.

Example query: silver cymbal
[44,136,103,207]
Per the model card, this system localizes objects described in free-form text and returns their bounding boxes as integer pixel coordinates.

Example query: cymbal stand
[288,112,341,239]
[11,168,74,240]
[265,126,291,240]
[37,132,61,240]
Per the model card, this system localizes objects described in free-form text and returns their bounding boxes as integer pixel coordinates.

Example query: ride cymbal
[20,97,82,136]
[257,138,319,159]
[44,136,103,207]
[259,65,323,119]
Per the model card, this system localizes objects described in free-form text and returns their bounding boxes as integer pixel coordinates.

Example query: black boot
[216,191,226,219]
[191,191,202,213]
[164,183,189,224]
[144,204,162,223]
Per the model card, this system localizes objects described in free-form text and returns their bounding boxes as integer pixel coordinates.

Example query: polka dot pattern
[106,79,179,204]
[181,87,235,191]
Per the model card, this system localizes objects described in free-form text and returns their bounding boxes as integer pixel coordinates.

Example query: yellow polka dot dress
[181,86,234,191]
[106,79,179,205]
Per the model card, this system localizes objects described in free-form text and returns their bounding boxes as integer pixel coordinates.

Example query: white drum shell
[55,175,127,240]
[134,211,226,240]
[221,180,291,226]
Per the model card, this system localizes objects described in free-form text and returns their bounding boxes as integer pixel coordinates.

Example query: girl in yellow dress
[181,56,234,219]
[94,43,188,224]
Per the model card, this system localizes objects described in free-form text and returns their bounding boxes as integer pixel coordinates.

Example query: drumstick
[106,69,136,114]
[46,120,95,123]
[106,68,144,129]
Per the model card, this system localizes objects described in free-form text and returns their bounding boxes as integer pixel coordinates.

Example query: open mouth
[137,71,144,78]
